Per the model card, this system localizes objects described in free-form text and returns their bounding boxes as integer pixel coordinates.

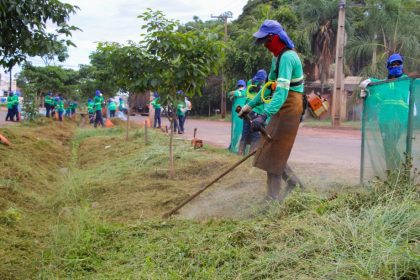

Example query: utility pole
[211,11,232,119]
[332,0,346,128]
[8,67,12,93]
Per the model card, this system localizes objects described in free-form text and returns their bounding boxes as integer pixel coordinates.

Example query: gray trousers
[267,164,304,201]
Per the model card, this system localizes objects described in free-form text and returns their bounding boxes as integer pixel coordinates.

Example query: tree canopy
[0,0,79,69]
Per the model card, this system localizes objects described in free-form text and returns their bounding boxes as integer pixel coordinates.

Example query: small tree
[138,9,224,177]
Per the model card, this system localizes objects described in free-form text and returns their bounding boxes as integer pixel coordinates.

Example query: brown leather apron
[253,90,303,175]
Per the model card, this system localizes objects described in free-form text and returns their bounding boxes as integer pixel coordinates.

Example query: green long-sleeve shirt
[6,96,13,109]
[248,50,304,117]
[94,96,104,111]
[45,95,53,105]
[151,97,161,109]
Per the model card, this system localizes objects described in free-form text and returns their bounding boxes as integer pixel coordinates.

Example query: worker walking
[151,93,161,128]
[238,69,267,155]
[94,90,104,128]
[228,80,247,153]
[238,20,305,201]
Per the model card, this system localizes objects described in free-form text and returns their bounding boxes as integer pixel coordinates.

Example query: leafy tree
[16,63,79,99]
[0,0,79,69]
[138,9,224,176]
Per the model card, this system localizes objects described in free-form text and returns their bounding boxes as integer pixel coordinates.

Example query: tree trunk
[169,109,175,179]
[126,93,130,141]
[372,33,377,72]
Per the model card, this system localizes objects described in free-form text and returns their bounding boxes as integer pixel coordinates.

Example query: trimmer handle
[235,106,272,141]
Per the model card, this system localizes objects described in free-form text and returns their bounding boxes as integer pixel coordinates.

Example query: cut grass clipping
[1,118,419,279]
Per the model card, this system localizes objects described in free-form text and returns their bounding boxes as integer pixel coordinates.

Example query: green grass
[1,119,419,279]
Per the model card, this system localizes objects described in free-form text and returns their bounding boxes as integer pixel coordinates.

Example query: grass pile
[1,119,419,279]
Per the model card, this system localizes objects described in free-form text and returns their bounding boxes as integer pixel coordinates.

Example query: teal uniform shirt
[176,102,186,117]
[87,101,94,114]
[151,98,161,109]
[12,95,19,107]
[45,95,52,106]
[94,96,104,111]
[229,88,246,153]
[108,101,117,111]
[6,96,13,109]
[118,100,125,111]
[57,100,64,112]
[249,50,304,117]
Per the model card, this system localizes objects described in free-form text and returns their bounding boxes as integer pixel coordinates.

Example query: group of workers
[4,91,20,122]
[226,19,411,201]
[150,91,192,134]
[44,92,78,121]
[86,90,126,128]
[41,90,126,127]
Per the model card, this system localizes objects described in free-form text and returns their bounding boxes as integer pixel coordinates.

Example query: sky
[27,0,249,69]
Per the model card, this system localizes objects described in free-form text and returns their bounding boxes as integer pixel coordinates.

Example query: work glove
[237,104,252,119]
[359,78,371,89]
[251,113,267,132]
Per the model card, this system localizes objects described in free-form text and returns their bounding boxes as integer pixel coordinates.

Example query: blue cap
[95,89,101,96]
[153,92,159,98]
[237,80,246,88]
[119,97,122,100]
[47,92,52,96]
[253,20,295,49]
[253,69,267,83]
[387,53,403,67]
[177,90,184,95]
[88,98,92,102]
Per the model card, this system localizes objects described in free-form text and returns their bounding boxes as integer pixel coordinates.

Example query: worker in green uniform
[238,69,267,155]
[238,20,305,201]
[5,92,15,121]
[94,90,104,128]
[175,94,187,134]
[70,99,78,117]
[45,92,53,117]
[359,53,411,171]
[12,92,19,121]
[108,98,117,118]
[228,80,247,153]
[151,92,161,128]
[56,97,65,121]
[87,98,95,124]
[118,97,126,114]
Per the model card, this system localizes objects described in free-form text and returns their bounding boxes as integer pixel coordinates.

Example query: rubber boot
[267,172,282,201]
[282,164,305,196]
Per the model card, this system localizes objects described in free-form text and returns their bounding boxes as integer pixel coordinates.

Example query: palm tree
[297,0,342,93]
[346,0,420,77]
